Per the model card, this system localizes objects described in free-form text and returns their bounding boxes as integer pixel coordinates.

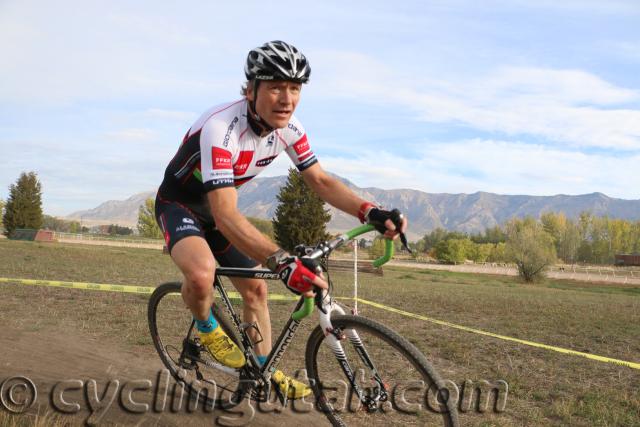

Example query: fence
[53,232,164,249]
[388,260,640,285]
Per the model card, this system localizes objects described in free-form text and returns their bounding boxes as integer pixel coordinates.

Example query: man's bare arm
[301,162,408,237]
[207,187,279,265]
[300,163,366,218]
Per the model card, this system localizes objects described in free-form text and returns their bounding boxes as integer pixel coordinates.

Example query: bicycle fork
[318,293,389,411]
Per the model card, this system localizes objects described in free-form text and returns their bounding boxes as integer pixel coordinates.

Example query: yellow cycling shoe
[198,326,246,369]
[272,369,312,399]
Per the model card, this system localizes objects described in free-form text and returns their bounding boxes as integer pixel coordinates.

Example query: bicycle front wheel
[305,314,458,426]
[148,282,247,410]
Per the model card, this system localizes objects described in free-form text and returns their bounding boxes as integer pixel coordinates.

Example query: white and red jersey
[157,99,317,220]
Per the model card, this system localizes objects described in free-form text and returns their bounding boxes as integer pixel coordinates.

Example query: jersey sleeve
[283,116,318,172]
[199,116,238,192]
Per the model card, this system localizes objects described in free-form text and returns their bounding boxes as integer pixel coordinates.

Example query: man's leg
[229,276,311,399]
[170,235,245,368]
[229,277,272,358]
[170,235,216,319]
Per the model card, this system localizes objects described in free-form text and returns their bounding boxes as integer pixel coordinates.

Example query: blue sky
[1,0,639,215]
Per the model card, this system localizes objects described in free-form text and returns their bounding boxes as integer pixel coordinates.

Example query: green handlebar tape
[345,224,394,268]
[345,224,375,240]
[373,238,394,268]
[291,296,315,321]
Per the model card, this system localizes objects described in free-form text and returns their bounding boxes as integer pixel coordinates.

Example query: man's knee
[184,262,215,298]
[241,280,268,309]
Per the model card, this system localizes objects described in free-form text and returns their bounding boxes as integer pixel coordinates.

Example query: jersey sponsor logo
[212,147,232,170]
[223,117,239,147]
[210,170,231,178]
[293,135,310,155]
[287,123,303,137]
[211,177,235,185]
[266,134,276,146]
[233,150,254,175]
[176,224,199,233]
[256,155,277,167]
[182,218,195,224]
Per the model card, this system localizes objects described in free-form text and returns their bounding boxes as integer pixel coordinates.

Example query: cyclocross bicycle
[148,224,459,426]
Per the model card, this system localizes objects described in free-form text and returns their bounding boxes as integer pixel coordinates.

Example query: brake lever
[399,232,413,254]
[390,209,413,254]
[314,285,327,314]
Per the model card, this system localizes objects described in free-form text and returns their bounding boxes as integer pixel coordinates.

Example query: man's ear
[246,81,255,102]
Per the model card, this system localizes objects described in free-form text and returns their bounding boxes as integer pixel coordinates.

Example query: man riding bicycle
[155,40,407,399]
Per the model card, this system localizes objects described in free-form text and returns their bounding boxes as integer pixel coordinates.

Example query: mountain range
[67,175,640,241]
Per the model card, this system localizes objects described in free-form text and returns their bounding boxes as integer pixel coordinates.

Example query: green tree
[471,225,506,244]
[505,217,556,282]
[3,172,44,236]
[272,168,331,251]
[108,224,133,235]
[488,242,507,262]
[468,242,493,263]
[247,216,274,239]
[369,236,387,259]
[419,228,469,253]
[434,238,473,264]
[137,198,162,238]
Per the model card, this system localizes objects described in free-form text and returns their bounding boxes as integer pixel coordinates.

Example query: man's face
[248,80,301,129]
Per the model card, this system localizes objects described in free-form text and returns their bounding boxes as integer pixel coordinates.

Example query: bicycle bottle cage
[240,322,264,346]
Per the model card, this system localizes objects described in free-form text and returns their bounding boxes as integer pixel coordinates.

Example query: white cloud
[311,51,640,150]
[318,139,640,200]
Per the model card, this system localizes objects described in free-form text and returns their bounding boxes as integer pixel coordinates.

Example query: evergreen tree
[272,168,331,251]
[137,198,163,238]
[3,172,44,236]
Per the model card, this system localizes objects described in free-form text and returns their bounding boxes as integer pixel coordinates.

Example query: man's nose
[279,88,293,104]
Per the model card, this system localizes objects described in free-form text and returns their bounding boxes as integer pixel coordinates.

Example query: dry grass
[0,239,639,426]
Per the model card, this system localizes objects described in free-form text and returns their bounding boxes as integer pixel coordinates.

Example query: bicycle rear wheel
[305,314,458,426]
[148,282,248,410]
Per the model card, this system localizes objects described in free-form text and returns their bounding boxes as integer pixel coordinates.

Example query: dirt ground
[0,320,327,426]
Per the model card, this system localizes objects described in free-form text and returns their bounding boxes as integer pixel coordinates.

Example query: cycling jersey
[156,99,318,257]
[158,98,317,221]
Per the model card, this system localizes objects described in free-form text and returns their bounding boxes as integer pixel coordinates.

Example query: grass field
[0,239,639,426]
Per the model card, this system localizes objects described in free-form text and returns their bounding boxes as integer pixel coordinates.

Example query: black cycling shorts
[155,196,258,269]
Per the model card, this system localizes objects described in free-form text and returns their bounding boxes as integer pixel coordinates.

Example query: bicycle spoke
[307,315,457,426]
[149,283,247,409]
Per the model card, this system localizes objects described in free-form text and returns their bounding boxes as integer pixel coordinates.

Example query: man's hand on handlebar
[359,203,410,251]
[266,250,328,298]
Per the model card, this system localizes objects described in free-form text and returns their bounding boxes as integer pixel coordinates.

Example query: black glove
[366,207,413,254]
[365,207,404,234]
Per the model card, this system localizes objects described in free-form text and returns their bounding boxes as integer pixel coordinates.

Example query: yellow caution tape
[355,297,640,370]
[0,277,156,294]
[0,277,297,301]
[1,277,637,369]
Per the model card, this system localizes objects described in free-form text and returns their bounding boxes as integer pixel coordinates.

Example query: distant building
[614,254,640,266]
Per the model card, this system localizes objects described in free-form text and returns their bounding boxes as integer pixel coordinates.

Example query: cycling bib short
[155,99,318,265]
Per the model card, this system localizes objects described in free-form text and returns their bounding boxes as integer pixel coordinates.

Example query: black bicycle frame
[211,266,305,381]
[210,266,387,409]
